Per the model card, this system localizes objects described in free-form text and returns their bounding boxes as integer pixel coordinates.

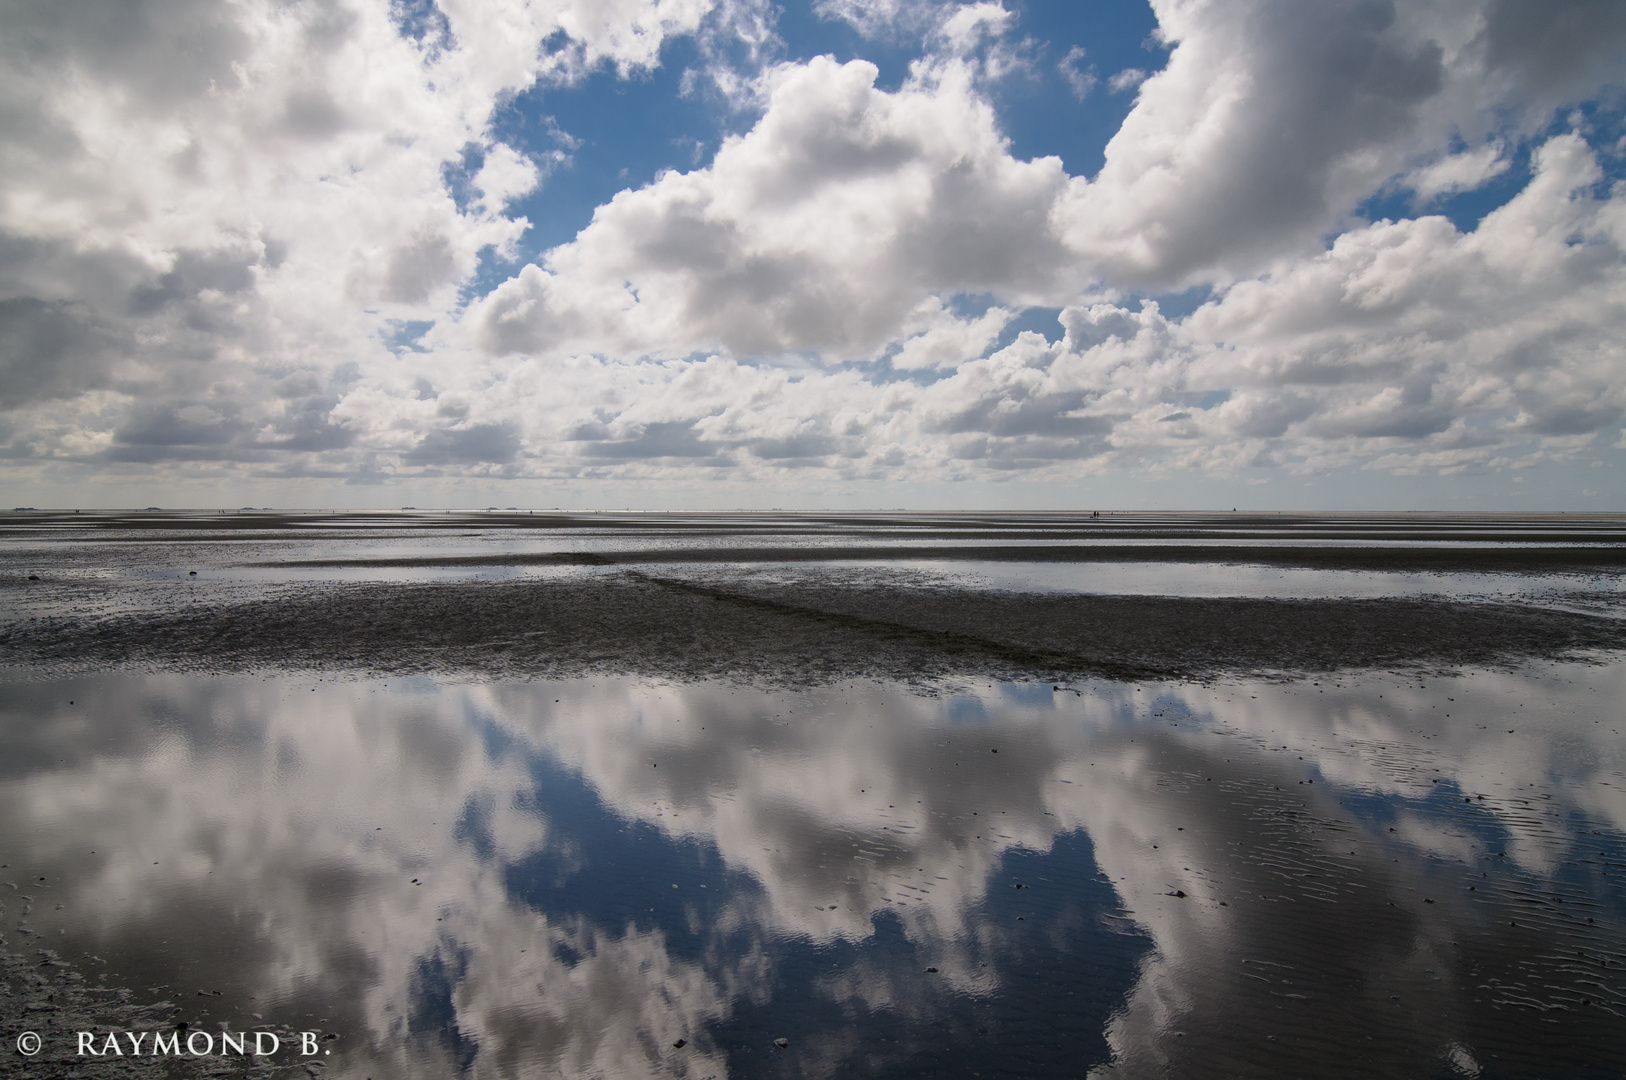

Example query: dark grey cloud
[0,298,123,409]
[0,232,154,313]
[886,157,1072,294]
[262,394,357,453]
[384,233,456,304]
[951,433,1115,468]
[1482,0,1626,100]
[404,422,522,465]
[1312,387,1457,440]
[0,231,272,417]
[928,389,1113,439]
[564,419,613,441]
[0,0,252,113]
[128,247,259,316]
[748,429,840,459]
[601,208,853,357]
[1220,392,1317,440]
[101,392,358,465]
[111,401,246,451]
[578,421,723,461]
[1517,400,1625,438]
[282,87,350,140]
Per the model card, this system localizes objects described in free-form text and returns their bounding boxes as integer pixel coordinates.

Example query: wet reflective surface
[685,560,1626,615]
[5,509,1625,607]
[4,664,1625,1078]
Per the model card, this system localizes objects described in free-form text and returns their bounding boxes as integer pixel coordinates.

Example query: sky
[2,0,1625,510]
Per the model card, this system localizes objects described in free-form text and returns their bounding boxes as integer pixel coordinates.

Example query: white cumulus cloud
[1,0,1622,501]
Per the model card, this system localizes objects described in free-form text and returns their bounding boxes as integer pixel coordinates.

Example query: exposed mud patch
[4,572,1620,685]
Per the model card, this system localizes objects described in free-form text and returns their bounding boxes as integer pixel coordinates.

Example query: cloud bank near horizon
[1,0,1623,505]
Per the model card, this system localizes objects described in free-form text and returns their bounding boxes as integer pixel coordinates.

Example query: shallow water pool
[2,665,1624,1078]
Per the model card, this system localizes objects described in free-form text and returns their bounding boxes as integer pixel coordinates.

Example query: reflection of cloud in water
[1076,666,1626,1077]
[0,678,733,1079]
[509,681,1090,949]
[1,664,1622,1077]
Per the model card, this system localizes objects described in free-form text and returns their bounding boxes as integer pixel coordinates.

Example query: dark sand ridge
[5,570,1622,684]
[248,543,1626,573]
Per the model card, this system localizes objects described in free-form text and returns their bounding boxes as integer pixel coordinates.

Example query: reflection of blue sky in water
[1,666,1624,1077]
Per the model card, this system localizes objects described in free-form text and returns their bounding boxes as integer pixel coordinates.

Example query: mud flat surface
[3,509,1624,683]
[5,573,1624,685]
[4,511,1626,1078]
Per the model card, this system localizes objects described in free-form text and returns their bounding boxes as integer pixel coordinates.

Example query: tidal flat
[1,510,1624,1078]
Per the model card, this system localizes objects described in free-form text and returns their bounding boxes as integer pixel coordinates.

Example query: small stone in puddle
[926,967,938,973]
[774,1038,789,1049]
[673,1039,686,1049]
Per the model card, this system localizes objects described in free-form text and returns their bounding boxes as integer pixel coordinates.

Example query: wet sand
[3,510,1623,683]
[256,543,1626,572]
[3,511,1625,1079]
[5,572,1623,684]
